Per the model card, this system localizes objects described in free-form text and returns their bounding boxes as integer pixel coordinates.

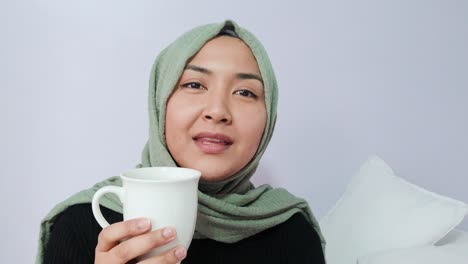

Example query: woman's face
[165,36,267,181]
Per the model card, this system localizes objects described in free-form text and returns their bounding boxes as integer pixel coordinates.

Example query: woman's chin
[198,170,234,182]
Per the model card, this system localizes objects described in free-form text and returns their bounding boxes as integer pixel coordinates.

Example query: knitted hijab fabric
[36,20,325,263]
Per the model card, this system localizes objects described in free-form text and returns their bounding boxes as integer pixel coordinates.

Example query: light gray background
[2,0,467,262]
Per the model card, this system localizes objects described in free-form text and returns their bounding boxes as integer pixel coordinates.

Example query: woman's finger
[110,227,177,262]
[96,218,151,252]
[137,245,187,264]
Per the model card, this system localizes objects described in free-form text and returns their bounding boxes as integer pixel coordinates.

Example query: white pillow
[319,156,468,264]
[357,243,468,264]
[436,229,468,246]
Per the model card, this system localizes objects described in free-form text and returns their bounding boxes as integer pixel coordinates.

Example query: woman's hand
[95,218,187,263]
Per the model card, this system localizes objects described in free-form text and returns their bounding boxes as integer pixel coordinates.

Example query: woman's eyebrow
[185,64,264,85]
[237,73,263,85]
[185,64,212,74]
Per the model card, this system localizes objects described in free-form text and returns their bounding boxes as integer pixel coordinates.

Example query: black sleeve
[43,203,123,264]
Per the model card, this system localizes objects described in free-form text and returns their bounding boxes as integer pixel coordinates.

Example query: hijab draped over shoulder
[36,20,326,264]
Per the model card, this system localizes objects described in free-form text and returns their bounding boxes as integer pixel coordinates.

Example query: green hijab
[36,20,325,263]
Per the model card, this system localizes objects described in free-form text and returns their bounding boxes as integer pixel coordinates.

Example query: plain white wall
[2,0,467,262]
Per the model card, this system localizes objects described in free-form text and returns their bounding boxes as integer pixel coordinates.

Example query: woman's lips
[193,132,233,154]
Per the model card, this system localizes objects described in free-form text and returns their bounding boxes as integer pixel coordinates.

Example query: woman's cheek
[240,107,266,143]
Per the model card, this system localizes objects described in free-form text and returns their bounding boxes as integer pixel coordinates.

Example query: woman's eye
[181,82,203,89]
[235,89,257,98]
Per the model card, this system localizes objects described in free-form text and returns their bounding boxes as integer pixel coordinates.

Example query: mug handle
[92,186,124,228]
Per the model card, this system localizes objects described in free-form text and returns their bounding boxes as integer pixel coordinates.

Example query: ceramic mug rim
[120,166,201,183]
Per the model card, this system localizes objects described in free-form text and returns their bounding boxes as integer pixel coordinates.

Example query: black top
[43,203,325,264]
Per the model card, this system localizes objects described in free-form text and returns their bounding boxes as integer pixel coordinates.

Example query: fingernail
[175,247,186,260]
[162,227,175,239]
[136,218,150,230]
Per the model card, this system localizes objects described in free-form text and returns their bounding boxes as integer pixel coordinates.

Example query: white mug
[92,167,201,260]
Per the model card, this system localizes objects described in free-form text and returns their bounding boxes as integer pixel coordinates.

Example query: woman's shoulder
[48,203,122,245]
[43,204,123,263]
[262,212,322,243]
[48,204,122,250]
[187,212,325,263]
[256,212,325,262]
[52,203,94,222]
[263,212,325,262]
[51,203,122,230]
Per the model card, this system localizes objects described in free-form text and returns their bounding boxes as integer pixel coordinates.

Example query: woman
[37,20,326,264]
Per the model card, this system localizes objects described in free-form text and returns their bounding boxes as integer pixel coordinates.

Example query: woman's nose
[202,94,232,124]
